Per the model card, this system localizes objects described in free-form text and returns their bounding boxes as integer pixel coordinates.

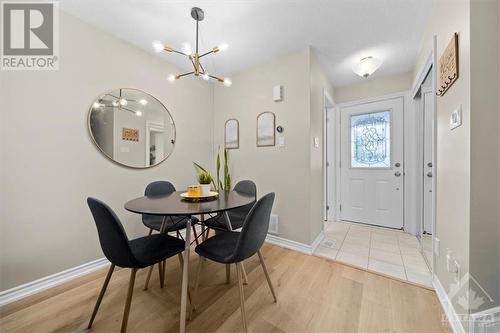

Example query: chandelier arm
[176,71,195,79]
[199,62,206,74]
[208,74,224,82]
[170,49,190,56]
[189,56,197,71]
[199,50,214,58]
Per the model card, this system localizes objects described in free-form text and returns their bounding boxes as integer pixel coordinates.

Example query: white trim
[433,274,466,333]
[0,257,110,307]
[323,89,336,221]
[336,91,409,109]
[470,306,500,333]
[265,230,324,255]
[411,51,434,98]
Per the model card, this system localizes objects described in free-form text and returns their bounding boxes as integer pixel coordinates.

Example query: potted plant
[197,171,213,196]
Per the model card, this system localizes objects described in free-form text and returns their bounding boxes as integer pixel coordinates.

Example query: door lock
[394,171,401,177]
[427,162,433,167]
[427,172,433,178]
[395,162,401,167]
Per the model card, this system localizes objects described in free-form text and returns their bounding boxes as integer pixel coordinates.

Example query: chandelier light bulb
[152,40,165,53]
[182,42,193,56]
[218,43,229,51]
[167,74,176,83]
[112,100,119,107]
[138,99,148,105]
[223,78,232,87]
[135,110,143,117]
[352,56,382,78]
[92,102,101,109]
[119,98,128,106]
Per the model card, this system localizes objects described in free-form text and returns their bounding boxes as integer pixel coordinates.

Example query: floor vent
[268,214,278,235]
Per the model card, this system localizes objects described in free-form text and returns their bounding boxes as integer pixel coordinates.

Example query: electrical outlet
[446,249,453,272]
[453,259,461,283]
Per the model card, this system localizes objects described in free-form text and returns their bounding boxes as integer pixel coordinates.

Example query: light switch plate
[450,105,462,130]
[278,136,285,147]
[273,85,283,102]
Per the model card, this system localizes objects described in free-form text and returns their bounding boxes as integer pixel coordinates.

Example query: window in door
[350,110,391,168]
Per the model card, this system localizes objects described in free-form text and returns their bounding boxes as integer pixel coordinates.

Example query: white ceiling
[60,0,432,87]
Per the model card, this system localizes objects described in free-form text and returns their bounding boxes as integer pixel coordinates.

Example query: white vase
[199,184,211,196]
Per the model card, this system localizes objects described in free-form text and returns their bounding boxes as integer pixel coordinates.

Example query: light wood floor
[0,244,450,333]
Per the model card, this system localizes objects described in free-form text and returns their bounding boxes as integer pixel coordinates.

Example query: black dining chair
[202,180,257,232]
[86,197,187,333]
[201,180,257,284]
[142,181,201,290]
[192,193,277,333]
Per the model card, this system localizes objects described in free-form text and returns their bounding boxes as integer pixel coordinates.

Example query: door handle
[395,162,401,167]
[427,162,433,167]
[394,171,401,177]
[427,172,433,178]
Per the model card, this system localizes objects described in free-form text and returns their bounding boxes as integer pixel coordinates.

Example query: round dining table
[124,190,255,333]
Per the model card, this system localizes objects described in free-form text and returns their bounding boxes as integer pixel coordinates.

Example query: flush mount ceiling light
[152,7,231,86]
[352,56,382,78]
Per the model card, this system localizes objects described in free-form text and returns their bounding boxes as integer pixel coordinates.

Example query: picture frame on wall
[256,112,275,147]
[224,118,239,149]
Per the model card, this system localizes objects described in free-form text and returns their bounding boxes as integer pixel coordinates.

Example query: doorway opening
[323,90,336,222]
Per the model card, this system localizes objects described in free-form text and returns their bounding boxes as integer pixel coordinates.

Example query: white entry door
[340,97,404,229]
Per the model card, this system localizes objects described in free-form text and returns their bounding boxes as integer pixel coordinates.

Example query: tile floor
[314,221,433,288]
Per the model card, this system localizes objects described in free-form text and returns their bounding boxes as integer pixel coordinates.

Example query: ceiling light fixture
[352,56,382,78]
[153,7,231,86]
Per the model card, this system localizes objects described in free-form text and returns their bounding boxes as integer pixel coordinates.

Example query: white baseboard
[265,231,324,255]
[470,306,500,333]
[0,257,110,307]
[433,274,466,333]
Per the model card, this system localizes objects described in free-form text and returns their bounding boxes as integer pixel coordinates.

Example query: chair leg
[177,254,195,311]
[192,225,199,246]
[148,228,153,236]
[236,263,248,333]
[120,268,137,333]
[241,262,249,285]
[162,260,167,286]
[258,250,277,302]
[226,264,231,284]
[87,264,115,329]
[143,265,154,290]
[158,262,164,288]
[189,255,204,319]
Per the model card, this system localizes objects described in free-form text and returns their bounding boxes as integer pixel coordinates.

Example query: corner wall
[0,11,214,291]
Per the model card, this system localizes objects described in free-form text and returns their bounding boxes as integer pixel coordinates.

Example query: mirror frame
[87,88,176,169]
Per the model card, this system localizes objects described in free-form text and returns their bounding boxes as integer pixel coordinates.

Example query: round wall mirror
[88,88,175,168]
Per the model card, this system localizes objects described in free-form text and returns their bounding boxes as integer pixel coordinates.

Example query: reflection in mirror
[88,88,175,168]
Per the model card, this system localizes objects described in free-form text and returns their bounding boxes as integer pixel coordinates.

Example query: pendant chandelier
[152,7,231,86]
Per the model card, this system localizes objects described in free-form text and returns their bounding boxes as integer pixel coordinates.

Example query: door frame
[334,91,411,230]
[322,89,336,221]
[145,120,165,167]
[411,47,437,275]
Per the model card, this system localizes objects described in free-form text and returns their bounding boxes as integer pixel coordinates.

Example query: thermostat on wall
[273,85,283,102]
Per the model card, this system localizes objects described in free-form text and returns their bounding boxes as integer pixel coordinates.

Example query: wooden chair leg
[226,264,231,284]
[241,262,249,285]
[162,260,167,286]
[192,225,199,246]
[177,254,195,311]
[258,250,277,302]
[120,268,137,333]
[148,229,153,236]
[87,264,115,329]
[143,265,154,290]
[158,262,164,288]
[189,255,204,319]
[236,263,248,333]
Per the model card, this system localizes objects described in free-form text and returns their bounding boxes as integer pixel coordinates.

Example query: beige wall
[0,12,213,291]
[213,48,333,245]
[334,72,413,103]
[469,0,500,313]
